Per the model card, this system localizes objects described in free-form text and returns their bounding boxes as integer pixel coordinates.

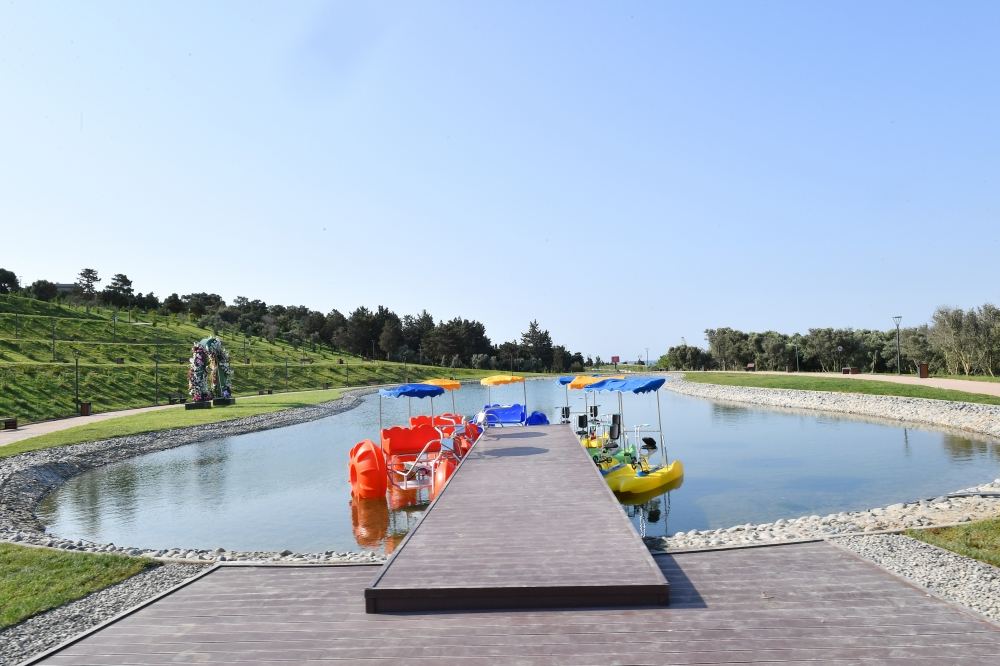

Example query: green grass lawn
[0,388,350,457]
[0,543,153,628]
[681,372,1000,406]
[908,517,1000,568]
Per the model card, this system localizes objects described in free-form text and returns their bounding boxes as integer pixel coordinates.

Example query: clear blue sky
[2,1,997,360]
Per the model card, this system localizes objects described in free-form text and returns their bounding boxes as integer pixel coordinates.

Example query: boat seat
[607,423,621,442]
[641,436,658,450]
[381,425,442,457]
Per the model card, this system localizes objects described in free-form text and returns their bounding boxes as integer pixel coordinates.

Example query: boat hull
[608,460,684,495]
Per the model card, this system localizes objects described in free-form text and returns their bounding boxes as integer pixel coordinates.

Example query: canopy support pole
[378,395,383,451]
[522,381,527,414]
[619,392,625,452]
[656,389,666,465]
[451,390,456,415]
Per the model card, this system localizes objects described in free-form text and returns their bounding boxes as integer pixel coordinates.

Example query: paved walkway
[695,371,1000,399]
[0,404,179,447]
[831,373,1000,397]
[33,542,1000,665]
[0,390,325,448]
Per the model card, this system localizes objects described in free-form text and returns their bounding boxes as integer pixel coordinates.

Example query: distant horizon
[4,2,997,357]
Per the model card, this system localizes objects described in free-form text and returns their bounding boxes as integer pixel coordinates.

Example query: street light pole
[893,316,902,374]
[74,350,80,412]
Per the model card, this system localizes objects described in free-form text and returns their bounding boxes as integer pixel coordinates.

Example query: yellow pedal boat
[596,458,634,486]
[608,459,684,495]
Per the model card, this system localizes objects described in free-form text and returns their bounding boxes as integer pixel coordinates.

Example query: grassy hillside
[0,295,494,423]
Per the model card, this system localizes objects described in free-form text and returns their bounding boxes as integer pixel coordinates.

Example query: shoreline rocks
[833,533,1000,623]
[646,478,1000,552]
[664,376,1000,440]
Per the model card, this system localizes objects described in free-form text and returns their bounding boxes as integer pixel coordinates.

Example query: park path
[0,404,179,447]
[751,371,1000,398]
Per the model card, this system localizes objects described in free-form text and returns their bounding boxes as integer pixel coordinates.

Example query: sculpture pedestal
[213,397,236,406]
[185,401,213,410]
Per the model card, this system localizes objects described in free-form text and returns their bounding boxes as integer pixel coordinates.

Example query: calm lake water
[38,378,1000,553]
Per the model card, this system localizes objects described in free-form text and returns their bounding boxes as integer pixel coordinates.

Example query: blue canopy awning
[557,376,576,385]
[584,377,666,394]
[378,383,446,399]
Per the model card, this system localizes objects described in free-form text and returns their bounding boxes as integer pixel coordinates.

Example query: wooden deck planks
[365,424,670,612]
[34,542,1000,665]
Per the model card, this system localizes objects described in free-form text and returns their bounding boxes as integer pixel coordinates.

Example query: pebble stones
[647,479,1000,552]
[0,563,208,666]
[664,376,1000,440]
[833,533,1000,623]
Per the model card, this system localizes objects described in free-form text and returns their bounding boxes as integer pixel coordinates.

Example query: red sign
[611,355,620,364]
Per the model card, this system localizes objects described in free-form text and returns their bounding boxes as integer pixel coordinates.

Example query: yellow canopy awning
[568,375,624,389]
[568,375,601,389]
[480,374,525,386]
[423,378,461,391]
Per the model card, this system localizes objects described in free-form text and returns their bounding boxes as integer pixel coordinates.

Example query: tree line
[1,266,594,373]
[658,303,1000,377]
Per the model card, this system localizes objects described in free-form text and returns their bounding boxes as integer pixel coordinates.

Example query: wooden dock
[365,424,669,612]
[34,542,1000,665]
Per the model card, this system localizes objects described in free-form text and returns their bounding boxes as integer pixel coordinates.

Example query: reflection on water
[618,476,683,539]
[942,433,1000,463]
[38,379,1000,553]
[351,486,429,554]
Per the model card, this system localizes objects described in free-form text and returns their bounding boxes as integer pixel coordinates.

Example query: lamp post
[112,313,117,344]
[893,316,902,374]
[73,349,80,412]
[793,343,800,372]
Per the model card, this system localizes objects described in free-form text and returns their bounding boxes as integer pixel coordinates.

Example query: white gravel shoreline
[832,533,1000,625]
[664,375,1000,439]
